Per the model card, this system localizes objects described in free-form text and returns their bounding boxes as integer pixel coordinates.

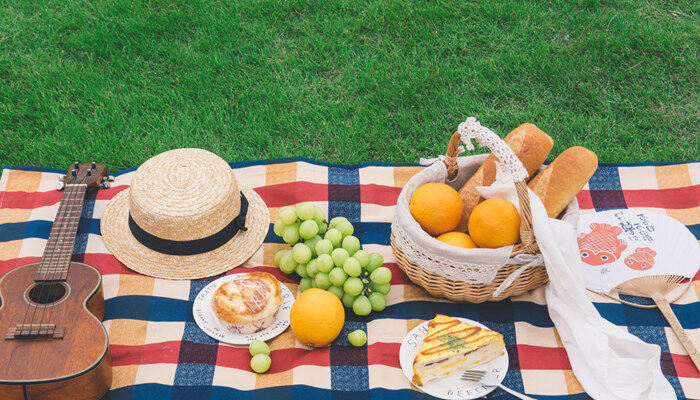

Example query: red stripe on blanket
[360,185,402,206]
[367,342,401,368]
[576,190,594,210]
[1,191,62,209]
[0,186,128,208]
[255,183,329,207]
[217,346,331,372]
[672,353,700,379]
[0,257,41,275]
[623,186,700,209]
[109,341,181,366]
[517,345,571,370]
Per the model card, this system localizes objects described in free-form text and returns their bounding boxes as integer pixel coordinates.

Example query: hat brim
[100,186,270,280]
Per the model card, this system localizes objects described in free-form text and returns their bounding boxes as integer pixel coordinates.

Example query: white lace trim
[457,117,528,184]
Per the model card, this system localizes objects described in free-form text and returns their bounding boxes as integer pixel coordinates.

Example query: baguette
[528,146,598,218]
[457,123,553,231]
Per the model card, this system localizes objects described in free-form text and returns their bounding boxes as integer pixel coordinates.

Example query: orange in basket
[468,199,521,248]
[409,183,462,236]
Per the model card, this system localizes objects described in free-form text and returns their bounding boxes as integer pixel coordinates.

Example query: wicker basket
[391,129,577,303]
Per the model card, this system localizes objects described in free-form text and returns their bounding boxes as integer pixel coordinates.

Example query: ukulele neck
[36,184,88,282]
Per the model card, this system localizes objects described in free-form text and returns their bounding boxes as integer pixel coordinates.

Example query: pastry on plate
[412,314,505,386]
[212,272,282,333]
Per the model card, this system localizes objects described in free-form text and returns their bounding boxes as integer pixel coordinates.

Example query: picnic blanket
[0,158,698,400]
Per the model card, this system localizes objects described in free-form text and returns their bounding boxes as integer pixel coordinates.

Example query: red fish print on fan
[624,247,657,271]
[577,222,628,266]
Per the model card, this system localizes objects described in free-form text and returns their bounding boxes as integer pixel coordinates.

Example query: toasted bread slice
[412,314,505,385]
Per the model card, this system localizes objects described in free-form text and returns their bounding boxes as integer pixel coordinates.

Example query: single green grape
[315,239,334,256]
[273,219,287,237]
[282,224,300,245]
[353,250,370,268]
[347,330,367,347]
[343,277,364,297]
[342,293,357,308]
[250,354,271,373]
[327,285,344,299]
[316,254,334,273]
[314,272,331,290]
[329,267,348,286]
[274,249,287,267]
[313,207,326,225]
[341,235,360,255]
[366,252,384,272]
[324,228,343,247]
[295,263,308,278]
[318,222,328,235]
[329,216,349,229]
[292,243,312,264]
[299,277,313,292]
[299,220,319,240]
[279,251,297,274]
[368,292,386,311]
[352,295,372,316]
[331,248,350,268]
[336,221,354,237]
[278,206,298,225]
[306,259,319,277]
[370,267,392,285]
[304,235,322,258]
[249,340,270,356]
[342,257,362,277]
[370,281,391,295]
[296,203,316,220]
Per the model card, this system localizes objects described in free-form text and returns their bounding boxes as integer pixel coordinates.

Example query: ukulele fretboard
[36,184,87,282]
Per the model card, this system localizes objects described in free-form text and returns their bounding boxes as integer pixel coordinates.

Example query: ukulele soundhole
[27,282,67,305]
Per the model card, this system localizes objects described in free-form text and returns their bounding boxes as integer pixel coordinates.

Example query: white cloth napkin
[477,183,676,400]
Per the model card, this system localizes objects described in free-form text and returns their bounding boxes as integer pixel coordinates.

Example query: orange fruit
[436,232,478,249]
[290,288,345,347]
[409,183,462,236]
[467,199,520,248]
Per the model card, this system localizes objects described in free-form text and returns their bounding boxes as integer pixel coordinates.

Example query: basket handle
[443,118,538,254]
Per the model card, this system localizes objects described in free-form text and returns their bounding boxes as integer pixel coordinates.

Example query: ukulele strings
[19,182,82,334]
[16,185,70,335]
[38,181,86,330]
[22,184,78,332]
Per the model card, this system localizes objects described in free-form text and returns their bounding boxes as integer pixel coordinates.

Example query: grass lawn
[0,0,697,170]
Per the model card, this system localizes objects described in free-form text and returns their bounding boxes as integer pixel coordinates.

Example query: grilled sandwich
[412,314,505,385]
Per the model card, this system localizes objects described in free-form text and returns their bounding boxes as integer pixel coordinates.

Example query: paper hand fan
[577,209,700,371]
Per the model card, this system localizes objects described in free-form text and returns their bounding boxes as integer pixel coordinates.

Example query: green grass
[1,0,698,170]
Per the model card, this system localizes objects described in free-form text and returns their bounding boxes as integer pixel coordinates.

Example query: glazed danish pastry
[211,272,282,333]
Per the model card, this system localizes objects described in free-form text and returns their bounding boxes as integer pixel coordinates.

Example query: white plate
[193,273,294,345]
[399,318,509,400]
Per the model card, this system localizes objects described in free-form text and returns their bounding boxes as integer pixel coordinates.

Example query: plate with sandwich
[399,314,508,399]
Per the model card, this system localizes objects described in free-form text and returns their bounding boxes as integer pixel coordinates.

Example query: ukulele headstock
[60,162,113,189]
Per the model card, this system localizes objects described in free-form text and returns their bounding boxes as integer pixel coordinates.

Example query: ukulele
[0,163,113,400]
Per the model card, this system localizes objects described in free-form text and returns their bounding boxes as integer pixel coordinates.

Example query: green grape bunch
[272,203,392,316]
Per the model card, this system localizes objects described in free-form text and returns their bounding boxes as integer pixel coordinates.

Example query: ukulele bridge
[5,324,65,340]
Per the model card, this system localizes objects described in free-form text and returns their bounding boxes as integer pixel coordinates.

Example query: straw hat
[101,148,270,279]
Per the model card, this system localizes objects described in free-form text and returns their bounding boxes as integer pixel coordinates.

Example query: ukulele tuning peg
[99,182,111,189]
[73,162,79,169]
[91,162,96,169]
[56,181,65,191]
[86,170,93,176]
[105,175,115,182]
[71,170,77,177]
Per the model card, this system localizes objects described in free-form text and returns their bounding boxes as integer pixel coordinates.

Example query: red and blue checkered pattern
[0,158,698,399]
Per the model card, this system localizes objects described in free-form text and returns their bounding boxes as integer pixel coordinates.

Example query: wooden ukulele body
[0,262,111,400]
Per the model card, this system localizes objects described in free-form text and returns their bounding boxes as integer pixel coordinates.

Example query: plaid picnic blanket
[0,158,698,400]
